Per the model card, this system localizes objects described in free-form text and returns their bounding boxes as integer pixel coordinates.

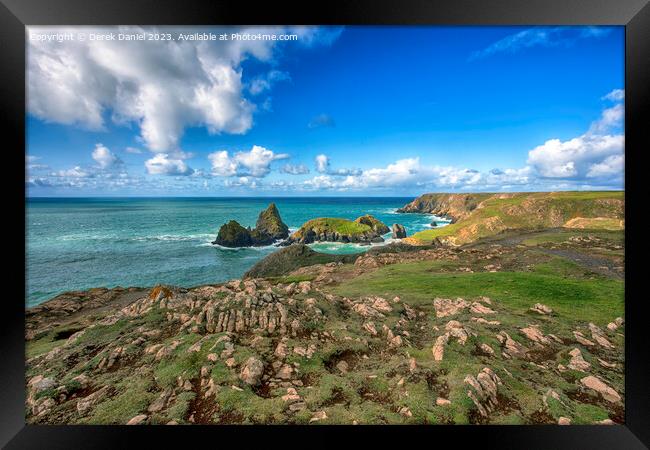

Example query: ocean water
[26,197,449,306]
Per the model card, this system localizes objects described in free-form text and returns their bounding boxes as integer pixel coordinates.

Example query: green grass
[215,387,286,424]
[85,375,156,424]
[154,333,218,387]
[166,392,196,423]
[521,229,624,247]
[411,191,624,244]
[26,337,66,359]
[294,218,372,237]
[333,258,623,325]
[26,323,88,358]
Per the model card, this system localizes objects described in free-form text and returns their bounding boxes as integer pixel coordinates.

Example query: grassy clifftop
[294,218,371,237]
[409,191,624,245]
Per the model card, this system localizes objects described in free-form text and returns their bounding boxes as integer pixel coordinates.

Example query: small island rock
[213,203,289,248]
[392,223,407,239]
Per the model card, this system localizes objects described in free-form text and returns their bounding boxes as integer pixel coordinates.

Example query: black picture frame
[1,0,648,448]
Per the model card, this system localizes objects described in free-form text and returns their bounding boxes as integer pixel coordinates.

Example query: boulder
[126,414,148,425]
[433,297,469,318]
[567,348,591,371]
[580,375,621,403]
[529,303,553,315]
[391,223,407,239]
[240,357,264,385]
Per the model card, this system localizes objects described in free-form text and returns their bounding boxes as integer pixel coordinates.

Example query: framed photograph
[2,0,649,447]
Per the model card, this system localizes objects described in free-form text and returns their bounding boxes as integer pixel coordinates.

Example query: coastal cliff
[397,193,494,221]
[400,192,624,246]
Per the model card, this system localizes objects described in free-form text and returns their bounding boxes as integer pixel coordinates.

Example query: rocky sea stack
[391,223,406,239]
[282,215,389,246]
[213,203,289,248]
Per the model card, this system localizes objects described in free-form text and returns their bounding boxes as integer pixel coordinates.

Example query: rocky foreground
[26,226,624,425]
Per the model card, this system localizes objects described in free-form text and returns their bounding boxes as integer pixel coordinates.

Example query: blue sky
[26,26,624,196]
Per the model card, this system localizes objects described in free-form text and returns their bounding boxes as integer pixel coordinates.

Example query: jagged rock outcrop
[391,223,406,239]
[213,203,289,248]
[255,203,290,241]
[464,367,502,418]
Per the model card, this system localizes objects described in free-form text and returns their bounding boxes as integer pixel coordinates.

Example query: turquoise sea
[26,197,450,306]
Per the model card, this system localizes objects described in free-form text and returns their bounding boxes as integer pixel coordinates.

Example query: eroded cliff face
[400,192,624,246]
[397,193,496,221]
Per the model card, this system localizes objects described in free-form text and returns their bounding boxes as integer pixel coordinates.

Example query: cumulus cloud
[302,157,532,192]
[469,26,611,61]
[527,91,624,182]
[527,134,623,178]
[314,154,360,176]
[280,163,310,175]
[145,153,194,176]
[588,103,623,135]
[28,26,342,153]
[208,145,289,178]
[308,114,335,129]
[92,144,123,169]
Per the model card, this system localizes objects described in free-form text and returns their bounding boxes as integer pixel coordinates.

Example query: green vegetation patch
[333,259,623,325]
[295,218,372,237]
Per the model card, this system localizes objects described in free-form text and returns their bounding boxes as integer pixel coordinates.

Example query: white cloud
[208,151,238,177]
[248,70,290,95]
[527,92,624,181]
[280,163,310,175]
[208,145,289,177]
[302,157,533,192]
[145,153,194,176]
[602,89,625,102]
[92,144,122,169]
[469,26,611,61]
[224,176,258,188]
[28,26,341,153]
[315,154,329,173]
[528,135,623,178]
[53,166,94,178]
[314,154,360,176]
[125,147,143,154]
[586,154,624,178]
